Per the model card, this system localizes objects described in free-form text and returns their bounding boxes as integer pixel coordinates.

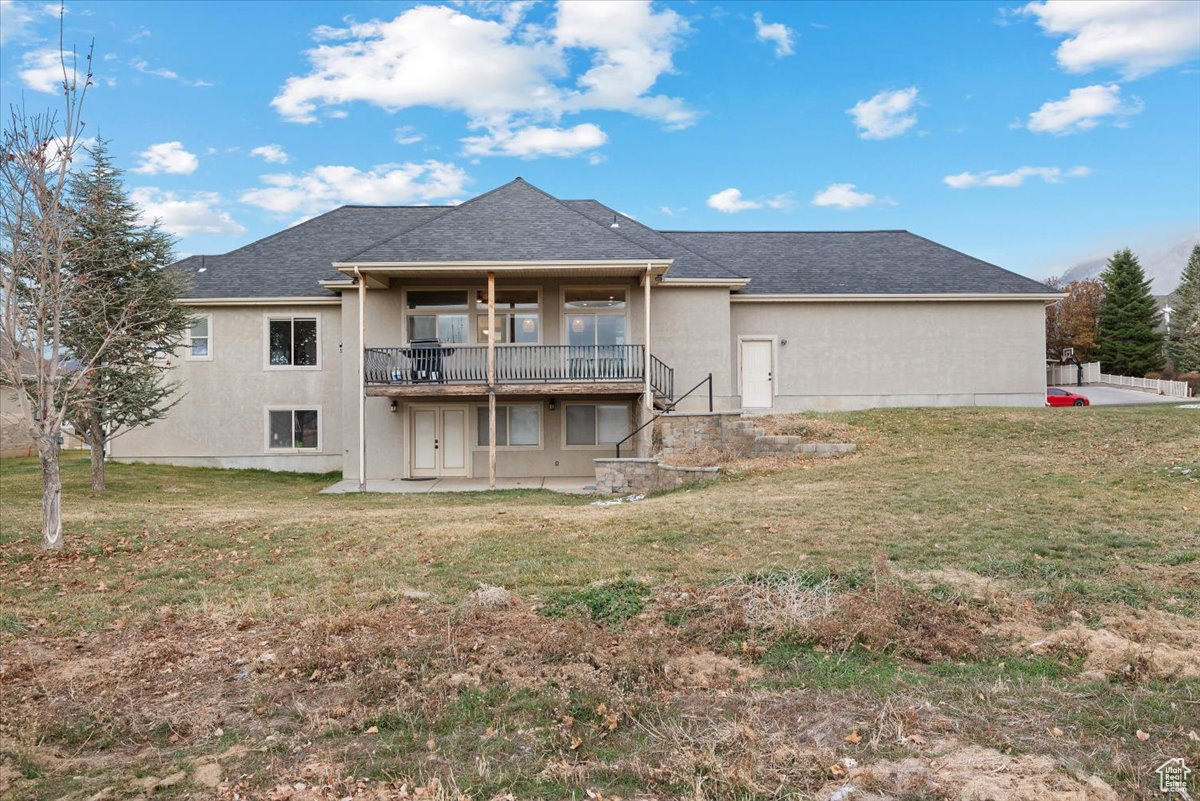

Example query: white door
[410,407,468,477]
[741,339,774,409]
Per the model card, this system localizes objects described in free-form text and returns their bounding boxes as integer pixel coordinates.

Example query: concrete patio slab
[320,476,595,495]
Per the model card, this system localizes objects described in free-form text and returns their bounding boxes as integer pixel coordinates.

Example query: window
[407,290,469,343]
[268,317,319,367]
[565,404,630,446]
[475,289,540,344]
[476,404,540,447]
[186,314,212,360]
[565,288,626,347]
[267,408,320,450]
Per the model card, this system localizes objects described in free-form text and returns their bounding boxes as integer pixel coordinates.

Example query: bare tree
[0,37,115,549]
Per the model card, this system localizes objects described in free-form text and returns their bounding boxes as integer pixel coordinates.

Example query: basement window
[476,404,540,447]
[266,408,320,451]
[565,403,630,447]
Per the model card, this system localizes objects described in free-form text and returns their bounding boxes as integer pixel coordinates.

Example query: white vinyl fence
[1046,361,1193,398]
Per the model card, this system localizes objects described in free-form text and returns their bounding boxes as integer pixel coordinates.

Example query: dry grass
[1,405,1198,799]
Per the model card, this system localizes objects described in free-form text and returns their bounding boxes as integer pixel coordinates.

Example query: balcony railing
[365,344,673,399]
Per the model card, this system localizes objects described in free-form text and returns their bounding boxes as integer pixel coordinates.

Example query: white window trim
[560,285,631,346]
[561,401,632,450]
[263,313,322,371]
[736,334,779,400]
[184,313,213,362]
[472,402,544,451]
[263,405,323,453]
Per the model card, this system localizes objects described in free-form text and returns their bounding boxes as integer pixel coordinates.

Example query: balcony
[364,344,674,401]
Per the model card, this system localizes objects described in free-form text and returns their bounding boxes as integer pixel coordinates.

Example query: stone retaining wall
[656,412,856,459]
[594,458,720,495]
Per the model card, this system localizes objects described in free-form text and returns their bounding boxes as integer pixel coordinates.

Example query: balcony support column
[643,264,652,411]
[487,271,496,489]
[355,268,366,491]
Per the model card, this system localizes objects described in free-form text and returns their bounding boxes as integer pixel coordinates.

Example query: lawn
[1,406,1197,800]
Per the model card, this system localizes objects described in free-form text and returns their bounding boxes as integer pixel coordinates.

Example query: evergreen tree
[1167,245,1200,373]
[63,139,191,492]
[1096,249,1165,376]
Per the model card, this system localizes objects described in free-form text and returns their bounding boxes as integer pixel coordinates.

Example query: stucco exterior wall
[109,303,344,472]
[728,300,1048,411]
[649,286,736,411]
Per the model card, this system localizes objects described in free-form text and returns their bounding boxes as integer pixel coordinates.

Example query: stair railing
[614,373,713,458]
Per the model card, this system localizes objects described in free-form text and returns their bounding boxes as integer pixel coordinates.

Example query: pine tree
[63,139,191,492]
[1167,245,1200,373]
[1096,249,1165,376]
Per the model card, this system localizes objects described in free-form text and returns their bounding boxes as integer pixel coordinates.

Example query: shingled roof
[663,230,1054,295]
[178,205,445,299]
[344,179,661,264]
[177,178,1054,299]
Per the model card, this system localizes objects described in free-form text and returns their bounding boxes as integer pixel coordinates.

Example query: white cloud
[707,187,791,214]
[249,144,290,164]
[811,183,888,209]
[394,125,424,145]
[1022,0,1200,79]
[131,57,211,87]
[131,188,246,237]
[132,141,199,175]
[753,12,794,57]
[18,48,69,93]
[239,160,469,217]
[1026,83,1143,134]
[461,122,607,158]
[1,1,38,44]
[847,87,919,140]
[943,165,1091,189]
[271,1,693,158]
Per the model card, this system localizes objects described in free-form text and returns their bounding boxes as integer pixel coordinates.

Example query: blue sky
[2,0,1198,279]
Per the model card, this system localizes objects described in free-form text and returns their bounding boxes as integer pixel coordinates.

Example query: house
[109,178,1058,483]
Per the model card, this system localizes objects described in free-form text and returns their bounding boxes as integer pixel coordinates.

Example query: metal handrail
[614,372,713,458]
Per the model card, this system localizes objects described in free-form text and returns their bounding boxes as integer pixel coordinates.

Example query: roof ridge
[343,177,662,263]
[338,179,540,262]
[565,200,745,280]
[508,180,669,260]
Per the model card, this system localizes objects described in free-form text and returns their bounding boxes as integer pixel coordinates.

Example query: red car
[1047,387,1090,407]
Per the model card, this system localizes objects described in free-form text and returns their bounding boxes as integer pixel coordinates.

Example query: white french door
[410,406,468,477]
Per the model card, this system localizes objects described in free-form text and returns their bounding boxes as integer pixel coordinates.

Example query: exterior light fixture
[548,398,556,411]
[390,400,398,413]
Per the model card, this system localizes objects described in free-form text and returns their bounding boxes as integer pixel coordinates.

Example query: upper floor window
[407,290,469,343]
[565,288,627,347]
[475,289,540,344]
[268,316,319,367]
[186,314,212,360]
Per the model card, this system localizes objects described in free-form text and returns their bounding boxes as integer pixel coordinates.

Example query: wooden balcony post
[487,271,496,488]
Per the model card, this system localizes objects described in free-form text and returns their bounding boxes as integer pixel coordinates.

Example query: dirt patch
[1019,609,1200,681]
[663,651,762,689]
[816,738,1120,801]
